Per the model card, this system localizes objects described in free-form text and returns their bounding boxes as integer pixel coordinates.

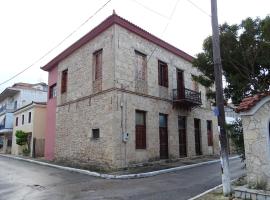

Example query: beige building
[12,102,47,157]
[236,93,270,189]
[42,13,219,169]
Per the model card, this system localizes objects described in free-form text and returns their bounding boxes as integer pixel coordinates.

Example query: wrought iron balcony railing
[172,88,202,109]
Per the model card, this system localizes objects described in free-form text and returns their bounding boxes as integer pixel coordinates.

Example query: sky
[0,0,269,92]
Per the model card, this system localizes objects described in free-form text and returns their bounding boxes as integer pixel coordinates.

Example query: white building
[0,82,47,153]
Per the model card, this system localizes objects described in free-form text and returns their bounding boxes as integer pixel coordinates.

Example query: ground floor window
[135,110,146,149]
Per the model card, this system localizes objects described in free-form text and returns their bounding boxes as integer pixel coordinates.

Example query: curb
[0,154,239,179]
[187,178,238,200]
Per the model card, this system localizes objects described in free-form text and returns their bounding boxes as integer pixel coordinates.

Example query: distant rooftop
[235,92,270,113]
[0,82,48,102]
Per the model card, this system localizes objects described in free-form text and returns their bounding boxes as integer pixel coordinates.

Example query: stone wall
[112,91,218,168]
[241,100,270,189]
[54,24,219,169]
[55,91,115,169]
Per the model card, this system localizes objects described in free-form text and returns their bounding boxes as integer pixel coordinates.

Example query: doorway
[179,116,187,157]
[194,118,202,155]
[159,114,168,159]
[177,69,184,99]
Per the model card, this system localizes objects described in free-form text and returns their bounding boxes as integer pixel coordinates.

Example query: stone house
[236,93,270,189]
[42,13,219,169]
[0,83,47,154]
[11,101,47,157]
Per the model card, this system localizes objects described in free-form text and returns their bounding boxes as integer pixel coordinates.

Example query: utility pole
[210,0,231,196]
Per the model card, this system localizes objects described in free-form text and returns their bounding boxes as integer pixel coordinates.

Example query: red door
[177,69,184,99]
[179,116,187,157]
[159,114,168,159]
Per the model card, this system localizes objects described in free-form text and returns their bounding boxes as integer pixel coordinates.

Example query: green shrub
[15,130,28,146]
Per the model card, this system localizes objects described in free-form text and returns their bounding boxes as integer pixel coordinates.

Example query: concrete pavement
[0,156,245,200]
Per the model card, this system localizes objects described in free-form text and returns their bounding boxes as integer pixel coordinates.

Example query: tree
[15,130,30,155]
[227,119,245,161]
[193,16,270,104]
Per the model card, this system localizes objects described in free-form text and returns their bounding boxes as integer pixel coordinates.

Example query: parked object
[236,92,270,190]
[0,83,47,154]
[11,102,46,157]
[42,13,219,170]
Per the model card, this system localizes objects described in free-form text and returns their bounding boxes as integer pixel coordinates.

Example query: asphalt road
[0,156,245,200]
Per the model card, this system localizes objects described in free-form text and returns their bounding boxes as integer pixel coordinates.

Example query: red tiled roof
[235,92,270,113]
[41,13,194,71]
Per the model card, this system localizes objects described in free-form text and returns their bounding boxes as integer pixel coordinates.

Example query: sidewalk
[0,153,239,179]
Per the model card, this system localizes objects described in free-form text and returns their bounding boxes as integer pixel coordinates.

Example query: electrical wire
[129,0,170,20]
[0,0,112,87]
[185,0,211,17]
[147,0,181,63]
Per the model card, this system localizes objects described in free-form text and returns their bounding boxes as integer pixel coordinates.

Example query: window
[61,69,68,94]
[207,120,213,146]
[192,76,199,92]
[93,49,102,80]
[158,60,168,87]
[28,112,31,123]
[135,110,146,149]
[159,113,168,159]
[178,116,187,157]
[135,50,147,81]
[49,84,57,99]
[15,117,18,126]
[92,129,100,139]
[22,115,24,125]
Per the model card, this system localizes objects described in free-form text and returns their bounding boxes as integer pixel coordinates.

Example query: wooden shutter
[136,125,146,149]
[135,111,146,149]
[158,61,168,87]
[164,63,168,87]
[135,51,146,81]
[142,56,147,80]
[61,69,68,94]
[94,50,102,80]
[158,62,161,85]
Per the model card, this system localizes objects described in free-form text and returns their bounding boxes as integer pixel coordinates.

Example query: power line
[147,0,181,63]
[0,0,112,87]
[129,0,170,20]
[185,0,211,17]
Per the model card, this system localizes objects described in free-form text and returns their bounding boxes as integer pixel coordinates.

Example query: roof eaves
[41,14,116,71]
[41,14,194,72]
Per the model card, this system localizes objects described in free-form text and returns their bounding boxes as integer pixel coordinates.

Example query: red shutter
[164,63,168,87]
[94,50,102,80]
[158,61,161,85]
[142,56,147,80]
[136,125,146,149]
[61,70,68,94]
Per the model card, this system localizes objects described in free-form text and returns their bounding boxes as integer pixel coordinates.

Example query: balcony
[172,88,202,109]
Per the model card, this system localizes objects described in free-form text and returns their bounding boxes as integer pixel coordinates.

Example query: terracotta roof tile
[235,92,270,113]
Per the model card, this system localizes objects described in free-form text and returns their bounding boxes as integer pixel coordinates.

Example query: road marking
[0,154,239,179]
